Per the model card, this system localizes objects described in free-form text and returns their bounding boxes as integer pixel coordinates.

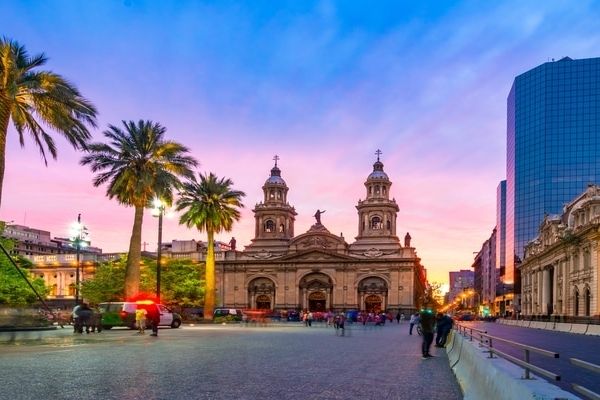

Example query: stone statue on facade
[314,209,326,225]
[404,232,411,247]
[229,237,236,251]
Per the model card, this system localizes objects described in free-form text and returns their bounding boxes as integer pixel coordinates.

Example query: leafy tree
[81,256,205,306]
[160,258,205,306]
[80,257,127,304]
[0,238,48,305]
[0,38,97,208]
[81,120,197,298]
[176,172,245,320]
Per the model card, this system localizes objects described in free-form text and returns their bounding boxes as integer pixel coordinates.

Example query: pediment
[289,229,347,250]
[278,249,356,262]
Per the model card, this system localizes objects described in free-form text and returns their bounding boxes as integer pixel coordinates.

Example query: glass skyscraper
[506,56,600,287]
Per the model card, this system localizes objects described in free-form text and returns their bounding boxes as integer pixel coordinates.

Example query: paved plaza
[0,322,462,400]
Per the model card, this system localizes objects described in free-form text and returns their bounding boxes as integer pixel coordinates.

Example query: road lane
[463,321,600,397]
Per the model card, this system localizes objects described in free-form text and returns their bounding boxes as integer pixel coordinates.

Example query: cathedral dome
[265,164,287,186]
[367,160,389,180]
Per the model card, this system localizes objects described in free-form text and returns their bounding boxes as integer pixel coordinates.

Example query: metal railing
[569,358,600,400]
[455,322,561,381]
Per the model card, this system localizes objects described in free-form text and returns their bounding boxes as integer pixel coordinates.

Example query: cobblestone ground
[0,322,463,400]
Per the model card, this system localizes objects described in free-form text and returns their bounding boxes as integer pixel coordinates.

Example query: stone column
[552,264,558,315]
[542,268,551,315]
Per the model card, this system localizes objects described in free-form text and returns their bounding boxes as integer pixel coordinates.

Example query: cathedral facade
[215,155,427,314]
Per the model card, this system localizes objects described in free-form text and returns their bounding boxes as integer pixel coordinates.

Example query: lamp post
[70,214,87,305]
[152,198,166,302]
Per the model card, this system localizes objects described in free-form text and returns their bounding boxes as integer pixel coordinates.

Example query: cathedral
[215,153,427,314]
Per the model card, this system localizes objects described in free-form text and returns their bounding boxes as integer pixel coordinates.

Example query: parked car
[213,308,243,321]
[98,301,182,330]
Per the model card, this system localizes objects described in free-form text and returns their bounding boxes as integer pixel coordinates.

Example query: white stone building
[521,185,600,318]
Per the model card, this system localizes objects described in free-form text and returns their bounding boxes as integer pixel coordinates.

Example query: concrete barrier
[529,321,546,329]
[448,332,579,400]
[552,322,572,333]
[570,323,589,335]
[585,324,600,336]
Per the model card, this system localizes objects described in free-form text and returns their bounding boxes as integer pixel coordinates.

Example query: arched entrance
[358,277,388,312]
[299,273,333,311]
[365,294,382,313]
[256,294,271,310]
[248,277,276,310]
[308,291,327,312]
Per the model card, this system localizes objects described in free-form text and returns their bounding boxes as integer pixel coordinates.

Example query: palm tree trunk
[204,229,215,320]
[125,205,144,299]
[0,108,10,209]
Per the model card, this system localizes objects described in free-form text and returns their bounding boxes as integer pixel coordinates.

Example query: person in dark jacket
[419,308,436,359]
[145,304,160,337]
[75,303,93,334]
[435,313,453,347]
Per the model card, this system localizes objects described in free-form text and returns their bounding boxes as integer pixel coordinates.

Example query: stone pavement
[0,321,463,400]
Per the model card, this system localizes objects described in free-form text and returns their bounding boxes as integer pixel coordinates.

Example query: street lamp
[152,198,166,302]
[70,214,88,305]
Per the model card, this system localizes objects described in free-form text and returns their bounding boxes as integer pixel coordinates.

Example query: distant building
[472,229,497,315]
[1,222,108,307]
[505,56,600,310]
[521,185,600,319]
[448,270,475,303]
[2,223,101,256]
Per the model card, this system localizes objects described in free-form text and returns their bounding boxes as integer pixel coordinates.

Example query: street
[0,322,462,400]
[466,321,600,397]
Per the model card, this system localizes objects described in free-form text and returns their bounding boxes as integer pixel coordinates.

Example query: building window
[264,220,275,233]
[583,249,591,270]
[375,185,380,194]
[585,288,591,317]
[269,191,275,199]
[279,224,285,233]
[371,216,382,230]
[386,220,391,230]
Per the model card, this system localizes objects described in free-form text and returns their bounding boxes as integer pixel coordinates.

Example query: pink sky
[3,1,600,285]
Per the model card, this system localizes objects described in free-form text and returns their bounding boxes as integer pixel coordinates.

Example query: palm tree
[81,120,197,298]
[176,172,245,320]
[0,38,97,208]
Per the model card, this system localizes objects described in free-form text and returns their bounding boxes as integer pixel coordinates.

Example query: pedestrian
[334,312,346,336]
[146,303,160,337]
[76,303,93,334]
[307,311,313,327]
[409,312,419,335]
[396,311,401,324]
[72,304,81,333]
[135,306,148,334]
[435,313,453,347]
[88,305,103,333]
[420,308,436,359]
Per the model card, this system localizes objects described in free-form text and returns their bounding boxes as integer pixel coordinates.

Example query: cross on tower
[375,149,382,161]
[273,154,280,167]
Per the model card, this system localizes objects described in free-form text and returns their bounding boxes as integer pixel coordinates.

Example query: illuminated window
[279,224,285,233]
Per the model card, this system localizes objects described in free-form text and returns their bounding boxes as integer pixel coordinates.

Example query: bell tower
[246,156,297,252]
[350,150,401,252]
